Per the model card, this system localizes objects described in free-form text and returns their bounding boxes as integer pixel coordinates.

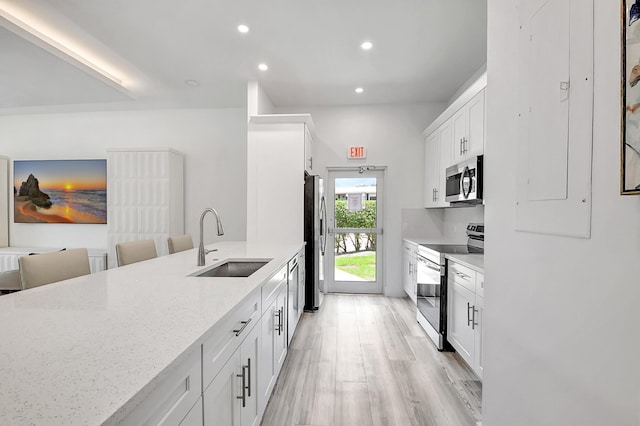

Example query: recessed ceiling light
[258,63,269,71]
[237,24,250,34]
[360,41,373,51]
[355,87,364,94]
[185,79,200,87]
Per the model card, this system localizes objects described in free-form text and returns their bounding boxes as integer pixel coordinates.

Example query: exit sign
[347,146,367,159]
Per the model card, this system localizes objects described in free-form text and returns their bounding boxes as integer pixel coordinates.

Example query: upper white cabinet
[452,90,485,164]
[107,148,184,268]
[424,122,453,208]
[423,73,486,208]
[304,124,314,173]
[247,114,314,243]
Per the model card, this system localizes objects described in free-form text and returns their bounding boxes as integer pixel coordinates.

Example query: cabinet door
[274,286,288,371]
[447,281,475,367]
[402,248,413,299]
[437,122,452,207]
[203,351,241,426]
[180,397,203,426]
[240,320,261,426]
[258,302,276,415]
[304,124,313,173]
[451,107,468,164]
[473,295,483,380]
[424,132,440,208]
[466,90,485,158]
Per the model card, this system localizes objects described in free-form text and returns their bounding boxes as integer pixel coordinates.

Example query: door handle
[237,365,246,407]
[246,358,251,397]
[472,306,478,330]
[467,302,473,327]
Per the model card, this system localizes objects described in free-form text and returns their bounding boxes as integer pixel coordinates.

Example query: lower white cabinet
[180,398,203,426]
[258,284,288,414]
[402,241,417,303]
[120,347,202,426]
[204,321,261,426]
[447,260,483,379]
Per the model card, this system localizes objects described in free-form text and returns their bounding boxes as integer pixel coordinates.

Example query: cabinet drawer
[120,347,201,426]
[448,261,476,293]
[476,272,484,298]
[203,289,260,389]
[261,265,287,314]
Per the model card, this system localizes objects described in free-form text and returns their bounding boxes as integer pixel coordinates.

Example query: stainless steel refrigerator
[304,173,327,311]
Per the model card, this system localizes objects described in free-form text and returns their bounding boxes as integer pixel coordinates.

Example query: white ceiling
[0,0,487,113]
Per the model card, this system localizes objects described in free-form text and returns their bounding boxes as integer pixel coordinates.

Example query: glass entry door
[325,168,384,294]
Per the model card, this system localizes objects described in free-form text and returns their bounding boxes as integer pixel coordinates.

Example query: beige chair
[116,240,158,266]
[0,269,22,293]
[18,248,91,290]
[168,234,194,254]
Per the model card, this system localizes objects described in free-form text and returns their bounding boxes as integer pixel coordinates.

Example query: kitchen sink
[192,259,271,278]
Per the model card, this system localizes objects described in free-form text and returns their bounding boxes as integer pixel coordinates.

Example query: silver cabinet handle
[472,306,478,330]
[309,157,313,170]
[233,318,252,336]
[409,262,412,276]
[237,366,246,407]
[434,188,438,201]
[275,308,283,335]
[460,139,463,156]
[246,358,251,397]
[467,302,473,327]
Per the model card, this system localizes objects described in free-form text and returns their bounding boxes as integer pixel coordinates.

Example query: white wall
[0,108,247,252]
[276,103,445,296]
[484,1,640,425]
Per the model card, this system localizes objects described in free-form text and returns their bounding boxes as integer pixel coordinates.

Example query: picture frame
[622,0,640,194]
[13,159,107,224]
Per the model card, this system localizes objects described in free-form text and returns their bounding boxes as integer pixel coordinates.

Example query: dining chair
[0,269,22,293]
[168,234,194,254]
[116,240,158,266]
[18,248,91,290]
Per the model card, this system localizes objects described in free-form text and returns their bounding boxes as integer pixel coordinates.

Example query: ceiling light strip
[0,6,128,91]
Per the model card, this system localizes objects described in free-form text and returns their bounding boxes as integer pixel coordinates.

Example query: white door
[325,168,384,294]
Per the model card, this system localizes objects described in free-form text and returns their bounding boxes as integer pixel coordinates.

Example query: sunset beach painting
[14,160,107,224]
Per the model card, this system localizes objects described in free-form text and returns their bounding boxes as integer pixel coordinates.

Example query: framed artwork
[13,159,107,224]
[622,0,640,194]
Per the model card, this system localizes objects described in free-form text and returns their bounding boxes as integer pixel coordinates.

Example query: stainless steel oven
[416,250,445,349]
[416,223,484,351]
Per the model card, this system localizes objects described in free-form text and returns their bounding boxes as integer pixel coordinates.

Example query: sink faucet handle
[205,248,218,255]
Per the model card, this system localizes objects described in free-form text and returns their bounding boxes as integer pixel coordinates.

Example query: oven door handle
[417,256,441,272]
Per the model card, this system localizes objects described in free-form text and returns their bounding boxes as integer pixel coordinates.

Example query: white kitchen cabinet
[304,124,314,173]
[402,241,417,303]
[424,122,453,208]
[451,89,485,164]
[180,397,203,426]
[258,267,288,415]
[447,259,483,379]
[107,148,184,268]
[247,114,314,243]
[120,347,202,426]
[204,320,261,426]
[423,132,439,208]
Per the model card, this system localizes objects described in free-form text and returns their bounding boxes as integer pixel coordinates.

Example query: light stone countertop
[0,240,303,425]
[444,253,484,272]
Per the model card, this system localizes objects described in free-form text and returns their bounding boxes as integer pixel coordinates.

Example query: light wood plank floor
[261,294,482,426]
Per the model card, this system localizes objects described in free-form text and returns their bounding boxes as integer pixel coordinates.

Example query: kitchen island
[0,241,303,425]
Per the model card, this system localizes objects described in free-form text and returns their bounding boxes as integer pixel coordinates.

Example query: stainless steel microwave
[445,155,483,204]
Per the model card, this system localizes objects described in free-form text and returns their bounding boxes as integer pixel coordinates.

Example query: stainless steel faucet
[198,208,224,266]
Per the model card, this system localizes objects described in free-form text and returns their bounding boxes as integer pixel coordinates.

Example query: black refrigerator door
[304,174,320,311]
